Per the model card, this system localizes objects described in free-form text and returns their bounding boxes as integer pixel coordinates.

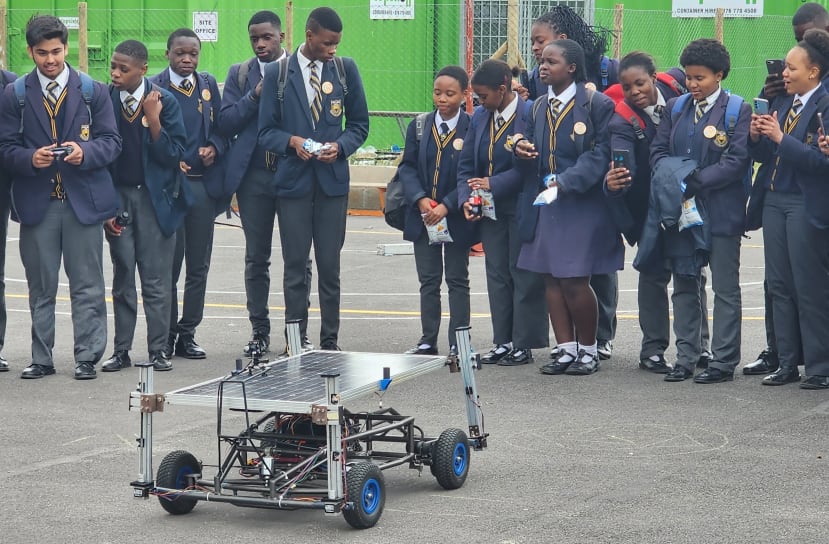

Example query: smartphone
[51,145,74,156]
[766,59,785,75]
[819,112,826,136]
[753,98,770,115]
[612,149,631,171]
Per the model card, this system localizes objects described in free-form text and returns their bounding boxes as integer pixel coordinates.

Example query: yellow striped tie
[784,98,802,134]
[549,98,562,122]
[309,61,322,124]
[180,78,192,92]
[694,98,708,124]
[124,95,137,115]
[46,81,59,106]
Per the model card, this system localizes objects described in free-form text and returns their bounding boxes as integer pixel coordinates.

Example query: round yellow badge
[322,81,334,94]
[141,116,149,127]
[585,82,597,91]
[202,89,211,101]
[453,138,464,151]
[703,125,717,139]
[573,121,587,135]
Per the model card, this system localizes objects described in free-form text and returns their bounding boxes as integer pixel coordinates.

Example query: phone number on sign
[673,7,761,17]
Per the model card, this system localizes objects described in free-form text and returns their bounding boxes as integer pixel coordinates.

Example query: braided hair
[535,6,612,86]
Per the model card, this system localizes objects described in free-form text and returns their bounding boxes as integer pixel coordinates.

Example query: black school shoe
[21,364,56,379]
[639,354,671,374]
[404,344,438,355]
[693,367,734,384]
[74,362,97,380]
[497,348,533,366]
[481,344,511,364]
[565,350,600,375]
[664,364,694,382]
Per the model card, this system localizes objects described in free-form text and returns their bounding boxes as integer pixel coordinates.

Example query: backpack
[608,71,687,141]
[14,71,95,134]
[384,112,429,231]
[270,56,348,119]
[670,92,752,196]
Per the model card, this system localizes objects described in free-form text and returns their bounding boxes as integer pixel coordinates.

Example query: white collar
[547,81,577,107]
[37,65,70,95]
[644,88,668,124]
[794,85,819,109]
[168,67,194,89]
[696,87,721,113]
[435,109,461,132]
[119,80,145,106]
[296,46,319,71]
[259,50,287,77]
[496,91,519,122]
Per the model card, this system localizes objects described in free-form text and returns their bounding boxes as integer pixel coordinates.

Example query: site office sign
[673,0,763,18]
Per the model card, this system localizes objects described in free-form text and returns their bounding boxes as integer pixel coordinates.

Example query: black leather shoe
[150,351,173,371]
[162,334,176,360]
[697,351,712,369]
[243,334,269,356]
[101,350,131,372]
[540,353,574,375]
[74,362,97,380]
[742,349,779,375]
[175,335,206,359]
[664,364,694,382]
[762,366,800,386]
[640,354,671,374]
[565,350,600,375]
[498,348,533,366]
[694,367,734,384]
[597,340,613,360]
[800,375,829,389]
[404,344,438,355]
[320,342,341,351]
[21,364,56,379]
[481,345,511,364]
[0,355,7,372]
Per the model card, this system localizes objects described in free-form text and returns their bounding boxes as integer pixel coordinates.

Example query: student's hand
[763,74,785,99]
[513,136,537,159]
[60,140,83,165]
[421,201,447,226]
[32,145,57,168]
[818,131,829,157]
[103,218,122,237]
[316,142,339,163]
[467,177,490,191]
[756,111,783,144]
[512,80,529,101]
[143,90,163,121]
[462,201,481,222]
[199,145,216,167]
[605,166,631,192]
[179,161,192,174]
[749,113,763,142]
[255,81,263,97]
[290,136,313,160]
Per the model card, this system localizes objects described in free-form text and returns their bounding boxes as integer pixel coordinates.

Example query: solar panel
[163,350,447,412]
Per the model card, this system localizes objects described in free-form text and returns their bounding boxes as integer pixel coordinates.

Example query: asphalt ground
[1,214,826,544]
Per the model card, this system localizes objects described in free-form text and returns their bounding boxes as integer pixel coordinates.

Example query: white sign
[193,11,218,42]
[370,0,415,20]
[59,17,79,30]
[672,0,763,18]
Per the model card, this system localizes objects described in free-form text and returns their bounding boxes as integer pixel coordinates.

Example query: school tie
[124,95,137,116]
[694,98,708,124]
[440,122,450,143]
[654,104,664,121]
[494,114,505,131]
[180,78,192,92]
[309,61,322,124]
[784,98,803,134]
[46,81,59,106]
[549,98,562,122]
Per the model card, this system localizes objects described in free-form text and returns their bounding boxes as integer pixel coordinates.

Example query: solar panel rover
[163,350,447,412]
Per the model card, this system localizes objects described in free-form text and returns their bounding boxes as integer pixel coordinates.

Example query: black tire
[432,428,470,490]
[342,463,385,529]
[261,418,276,448]
[156,450,201,515]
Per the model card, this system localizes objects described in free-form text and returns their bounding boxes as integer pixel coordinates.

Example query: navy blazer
[456,96,531,207]
[0,70,17,197]
[149,69,229,200]
[257,50,369,198]
[0,67,121,226]
[748,86,829,229]
[108,78,191,237]
[217,57,263,195]
[651,90,751,237]
[514,83,615,242]
[398,111,477,248]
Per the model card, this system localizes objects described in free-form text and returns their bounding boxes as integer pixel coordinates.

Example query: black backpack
[384,112,429,231]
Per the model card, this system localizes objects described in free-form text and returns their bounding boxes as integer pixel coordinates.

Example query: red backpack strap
[614,101,647,141]
[656,72,686,95]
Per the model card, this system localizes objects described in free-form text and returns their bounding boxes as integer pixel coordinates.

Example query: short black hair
[114,40,148,64]
[800,28,829,79]
[619,51,657,77]
[307,7,343,33]
[534,6,611,84]
[793,2,829,27]
[436,65,469,91]
[166,28,200,51]
[471,59,512,90]
[547,39,587,83]
[249,10,281,29]
[679,39,730,79]
[26,15,68,47]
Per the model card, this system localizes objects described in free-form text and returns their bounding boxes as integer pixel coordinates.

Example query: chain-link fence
[0,3,799,148]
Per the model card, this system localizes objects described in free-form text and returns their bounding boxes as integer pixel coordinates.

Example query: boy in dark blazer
[151,28,227,360]
[258,7,369,350]
[100,40,189,373]
[0,15,122,380]
[0,67,16,373]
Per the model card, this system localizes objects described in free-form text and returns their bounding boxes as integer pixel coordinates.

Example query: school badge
[322,81,334,94]
[573,121,587,135]
[703,125,717,139]
[79,124,90,141]
[330,98,343,117]
[806,132,815,145]
[585,82,597,91]
[453,138,464,151]
[505,134,515,151]
[201,88,211,101]
[713,130,729,148]
[141,116,149,127]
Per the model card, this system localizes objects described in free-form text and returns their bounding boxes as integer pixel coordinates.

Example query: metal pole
[323,373,343,500]
[454,326,487,449]
[506,0,519,69]
[78,2,88,73]
[612,4,624,60]
[715,8,724,44]
[464,0,474,113]
[0,0,7,70]
[286,1,294,53]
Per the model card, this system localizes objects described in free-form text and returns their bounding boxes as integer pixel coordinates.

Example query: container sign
[370,0,415,20]
[60,17,79,30]
[193,11,218,42]
[672,0,763,18]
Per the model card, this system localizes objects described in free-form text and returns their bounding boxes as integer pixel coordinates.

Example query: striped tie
[549,98,562,122]
[495,114,505,131]
[654,104,664,121]
[694,98,708,124]
[784,98,803,134]
[440,122,450,143]
[180,78,192,92]
[124,95,137,115]
[309,61,322,124]
[46,81,59,106]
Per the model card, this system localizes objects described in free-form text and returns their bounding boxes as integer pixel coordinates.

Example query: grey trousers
[591,272,618,343]
[170,180,215,338]
[707,235,742,372]
[19,200,107,367]
[0,192,8,353]
[763,191,829,375]
[108,186,175,354]
[480,214,548,349]
[412,231,471,349]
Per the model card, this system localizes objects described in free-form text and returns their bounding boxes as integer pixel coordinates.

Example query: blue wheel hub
[361,478,381,514]
[452,442,468,476]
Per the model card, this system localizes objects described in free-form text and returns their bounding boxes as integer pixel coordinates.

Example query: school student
[752,28,829,389]
[397,65,475,357]
[513,39,621,376]
[258,7,369,351]
[649,39,751,384]
[0,66,16,373]
[100,40,188,373]
[0,15,122,380]
[151,28,227,360]
[457,59,547,365]
[605,52,711,374]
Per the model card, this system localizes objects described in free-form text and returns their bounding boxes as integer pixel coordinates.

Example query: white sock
[581,342,598,358]
[558,341,578,362]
